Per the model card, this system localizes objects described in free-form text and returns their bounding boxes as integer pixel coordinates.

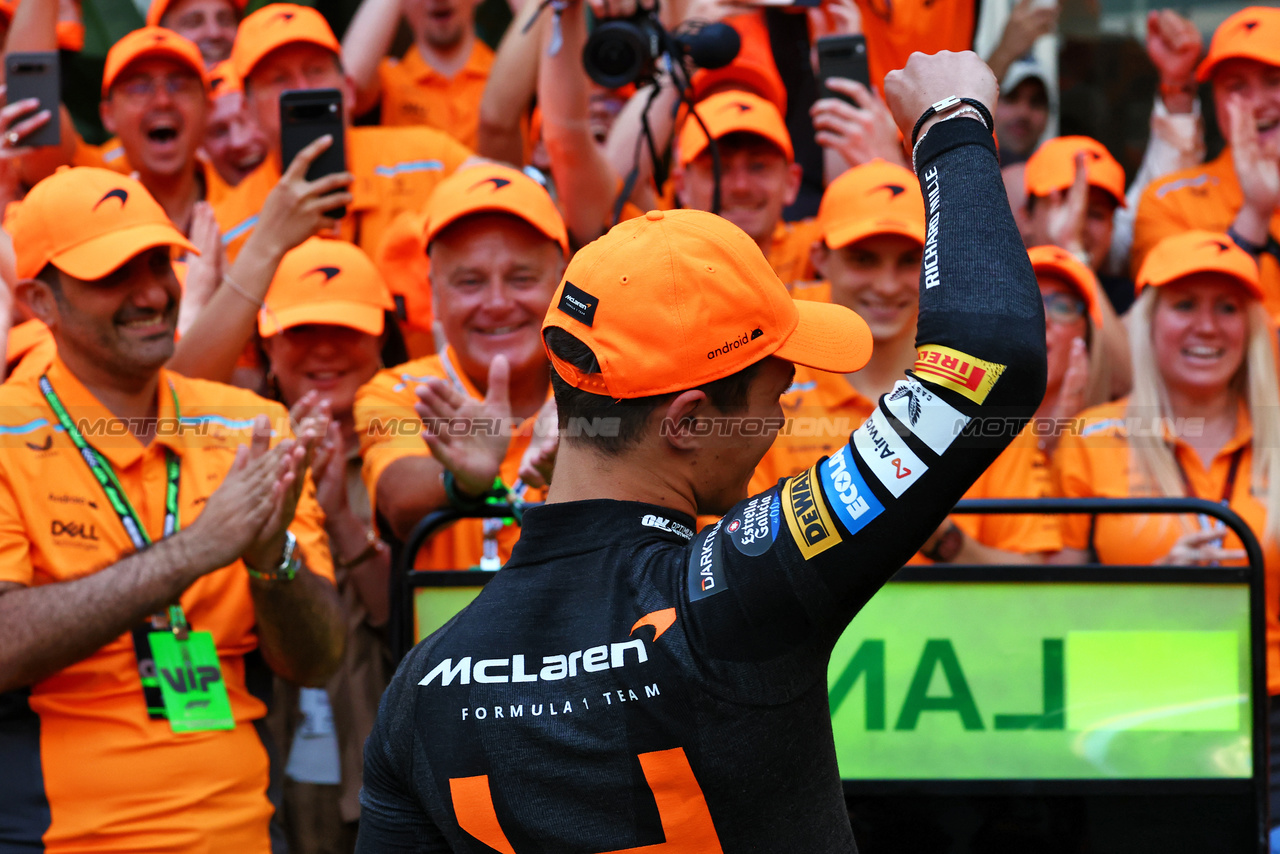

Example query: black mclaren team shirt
[357,119,1048,853]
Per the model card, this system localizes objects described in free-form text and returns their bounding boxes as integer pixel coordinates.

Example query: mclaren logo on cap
[470,177,511,192]
[274,11,296,23]
[1243,20,1259,32]
[726,102,752,113]
[1202,239,1233,254]
[306,266,342,283]
[872,183,906,199]
[558,282,598,327]
[152,33,168,42]
[94,188,129,210]
[1085,150,1102,161]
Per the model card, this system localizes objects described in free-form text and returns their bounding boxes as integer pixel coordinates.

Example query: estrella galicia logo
[470,177,511,192]
[93,188,129,211]
[306,266,342,283]
[725,490,778,556]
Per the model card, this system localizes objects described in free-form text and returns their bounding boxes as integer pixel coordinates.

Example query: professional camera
[582,6,741,89]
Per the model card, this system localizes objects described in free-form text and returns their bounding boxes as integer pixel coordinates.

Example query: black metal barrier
[389,497,1269,853]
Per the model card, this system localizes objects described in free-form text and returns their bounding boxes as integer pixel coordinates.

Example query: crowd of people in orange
[0,0,1277,851]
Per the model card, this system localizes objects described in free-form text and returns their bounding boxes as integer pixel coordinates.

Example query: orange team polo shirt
[1132,149,1280,322]
[5,318,56,383]
[377,40,495,150]
[354,346,548,570]
[1053,398,1280,694]
[766,218,820,286]
[0,359,334,853]
[215,125,473,262]
[72,138,234,207]
[950,423,1061,555]
[858,0,974,87]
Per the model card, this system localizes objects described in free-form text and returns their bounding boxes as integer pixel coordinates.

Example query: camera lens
[583,21,647,88]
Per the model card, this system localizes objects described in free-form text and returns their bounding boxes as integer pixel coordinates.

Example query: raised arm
[476,0,544,165]
[341,0,403,117]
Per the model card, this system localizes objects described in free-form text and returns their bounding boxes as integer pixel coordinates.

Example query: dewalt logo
[782,464,842,559]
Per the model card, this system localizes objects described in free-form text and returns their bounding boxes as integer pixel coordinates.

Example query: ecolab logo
[707,328,763,360]
[418,638,650,688]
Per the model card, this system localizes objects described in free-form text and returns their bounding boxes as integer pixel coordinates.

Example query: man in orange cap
[673,89,818,285]
[0,166,344,851]
[341,0,493,149]
[215,3,474,262]
[354,163,567,570]
[147,0,246,67]
[358,52,1046,851]
[201,60,266,187]
[1133,6,1280,322]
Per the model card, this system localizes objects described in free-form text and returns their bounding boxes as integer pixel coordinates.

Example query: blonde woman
[1052,229,1280,828]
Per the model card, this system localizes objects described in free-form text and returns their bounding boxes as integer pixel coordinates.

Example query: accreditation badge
[148,630,236,732]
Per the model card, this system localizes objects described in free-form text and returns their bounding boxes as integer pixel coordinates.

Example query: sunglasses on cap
[1043,292,1086,324]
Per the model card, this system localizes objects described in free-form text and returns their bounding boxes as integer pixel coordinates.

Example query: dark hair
[544,327,762,455]
[35,262,63,297]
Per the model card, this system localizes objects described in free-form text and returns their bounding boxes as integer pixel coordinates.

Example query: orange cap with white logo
[818,159,926,250]
[424,164,569,256]
[677,90,793,166]
[1135,230,1264,300]
[1028,245,1103,327]
[147,0,248,28]
[542,209,871,398]
[10,167,196,281]
[1197,7,1280,82]
[101,27,208,97]
[231,3,341,82]
[260,237,395,337]
[1024,136,1126,208]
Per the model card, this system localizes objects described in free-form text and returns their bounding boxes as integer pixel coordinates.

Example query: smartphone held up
[279,88,347,220]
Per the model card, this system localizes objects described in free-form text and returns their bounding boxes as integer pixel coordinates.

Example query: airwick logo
[707,328,763,360]
[557,281,599,327]
[417,612,673,688]
[913,344,1005,405]
[852,408,926,498]
[782,464,842,559]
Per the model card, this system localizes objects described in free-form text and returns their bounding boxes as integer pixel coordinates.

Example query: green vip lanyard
[37,375,233,729]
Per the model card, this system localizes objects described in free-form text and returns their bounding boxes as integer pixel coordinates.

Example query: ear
[657,389,710,452]
[782,162,802,207]
[16,278,59,330]
[809,240,829,279]
[99,99,117,136]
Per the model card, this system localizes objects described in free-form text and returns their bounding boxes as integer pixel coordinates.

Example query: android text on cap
[1135,230,1264,301]
[11,167,196,282]
[260,236,395,337]
[102,27,208,98]
[541,209,871,399]
[231,3,342,82]
[1024,136,1126,209]
[424,164,569,256]
[1028,245,1103,327]
[147,0,249,28]
[677,90,793,167]
[1196,7,1280,83]
[818,159,926,251]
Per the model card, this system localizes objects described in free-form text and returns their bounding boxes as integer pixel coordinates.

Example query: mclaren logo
[470,177,511,191]
[1202,239,1232,254]
[94,188,129,211]
[873,183,906,199]
[306,266,342,283]
[726,101,752,113]
[273,11,296,23]
[1242,20,1259,32]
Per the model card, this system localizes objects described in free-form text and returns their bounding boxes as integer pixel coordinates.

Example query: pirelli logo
[782,464,842,559]
[913,345,1006,404]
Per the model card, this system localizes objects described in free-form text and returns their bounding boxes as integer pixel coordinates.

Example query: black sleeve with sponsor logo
[684,117,1047,676]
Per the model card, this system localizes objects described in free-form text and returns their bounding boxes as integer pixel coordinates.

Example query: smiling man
[147,0,245,67]
[354,163,567,569]
[1133,6,1280,322]
[673,90,819,286]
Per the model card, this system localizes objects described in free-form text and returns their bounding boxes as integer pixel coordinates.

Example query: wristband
[334,528,387,569]
[442,470,508,509]
[1226,225,1280,260]
[911,96,993,148]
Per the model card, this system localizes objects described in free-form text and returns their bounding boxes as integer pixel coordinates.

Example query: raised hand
[518,397,560,489]
[178,202,223,336]
[883,51,998,145]
[988,0,1058,82]
[1228,94,1280,246]
[1039,151,1090,260]
[241,401,328,573]
[1147,10,1202,93]
[416,356,515,498]
[255,135,355,256]
[812,78,908,168]
[310,418,350,519]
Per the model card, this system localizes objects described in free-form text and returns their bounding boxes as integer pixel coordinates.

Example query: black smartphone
[816,35,870,106]
[279,88,347,219]
[4,51,60,149]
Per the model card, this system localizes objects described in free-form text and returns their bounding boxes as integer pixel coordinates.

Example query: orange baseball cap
[677,90,793,166]
[101,27,208,98]
[260,237,395,337]
[1028,245,1103,327]
[147,0,247,27]
[1135,230,1264,301]
[209,60,241,97]
[818,159,925,250]
[231,3,342,82]
[423,164,569,256]
[1024,136,1126,208]
[11,167,196,281]
[1197,7,1280,83]
[542,209,871,398]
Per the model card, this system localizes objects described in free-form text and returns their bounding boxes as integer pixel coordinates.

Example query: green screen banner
[827,582,1252,780]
